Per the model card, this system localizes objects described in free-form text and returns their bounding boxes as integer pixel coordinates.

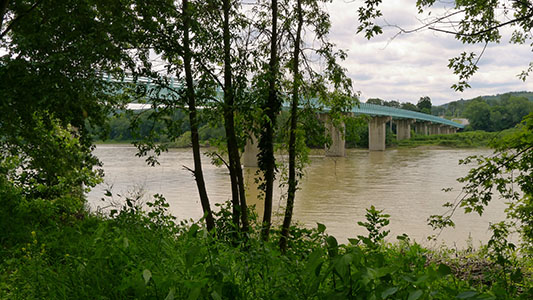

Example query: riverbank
[2,184,532,299]
[391,130,515,149]
[95,129,510,151]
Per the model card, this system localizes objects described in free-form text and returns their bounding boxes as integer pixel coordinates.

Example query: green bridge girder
[351,103,464,129]
[108,75,464,129]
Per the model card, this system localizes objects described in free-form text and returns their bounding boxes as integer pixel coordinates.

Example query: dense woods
[1,0,533,299]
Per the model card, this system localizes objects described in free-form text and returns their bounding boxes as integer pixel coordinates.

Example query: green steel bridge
[117,75,463,129]
[350,103,463,129]
[109,75,464,162]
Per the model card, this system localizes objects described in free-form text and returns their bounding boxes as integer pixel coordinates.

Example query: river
[87,145,509,248]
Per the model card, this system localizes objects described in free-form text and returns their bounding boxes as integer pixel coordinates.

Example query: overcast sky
[322,0,532,106]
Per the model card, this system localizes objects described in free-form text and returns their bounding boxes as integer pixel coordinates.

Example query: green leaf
[326,236,338,257]
[211,291,222,300]
[165,288,175,300]
[348,238,359,245]
[188,224,200,238]
[415,274,430,284]
[188,286,202,300]
[376,266,396,278]
[335,254,352,280]
[305,248,324,277]
[143,269,152,284]
[456,291,478,299]
[437,263,452,277]
[408,290,423,300]
[185,245,200,268]
[366,267,378,280]
[317,223,326,233]
[381,287,398,299]
[326,235,338,248]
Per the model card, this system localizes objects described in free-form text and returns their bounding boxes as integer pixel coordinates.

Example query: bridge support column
[396,119,415,140]
[369,116,391,151]
[243,134,259,167]
[319,114,345,157]
[414,122,428,135]
[446,126,457,134]
[429,123,441,135]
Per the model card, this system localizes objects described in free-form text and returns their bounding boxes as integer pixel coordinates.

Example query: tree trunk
[259,0,279,241]
[280,0,303,253]
[0,0,9,31]
[182,0,215,231]
[222,0,249,233]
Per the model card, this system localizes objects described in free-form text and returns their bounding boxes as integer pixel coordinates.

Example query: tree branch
[0,0,9,31]
[428,12,533,37]
[0,0,43,39]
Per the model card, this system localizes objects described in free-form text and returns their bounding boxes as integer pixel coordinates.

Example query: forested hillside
[432,91,533,131]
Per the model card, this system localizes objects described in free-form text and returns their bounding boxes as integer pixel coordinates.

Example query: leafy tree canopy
[417,96,432,114]
[0,0,138,196]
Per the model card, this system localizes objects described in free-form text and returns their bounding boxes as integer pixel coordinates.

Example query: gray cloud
[325,0,533,105]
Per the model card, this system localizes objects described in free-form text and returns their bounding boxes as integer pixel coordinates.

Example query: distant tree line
[366,96,432,114]
[367,92,533,132]
[88,110,225,147]
[432,92,533,131]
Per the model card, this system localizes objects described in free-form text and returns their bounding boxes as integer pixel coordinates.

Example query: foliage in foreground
[1,178,532,299]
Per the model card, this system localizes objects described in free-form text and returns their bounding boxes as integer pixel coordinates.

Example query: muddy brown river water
[87,145,509,248]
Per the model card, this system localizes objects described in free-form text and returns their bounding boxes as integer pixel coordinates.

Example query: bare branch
[212,151,230,169]
[428,12,533,37]
[182,165,195,175]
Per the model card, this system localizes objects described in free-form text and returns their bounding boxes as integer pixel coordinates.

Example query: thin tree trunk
[0,0,9,30]
[280,0,303,253]
[182,0,215,231]
[260,0,279,241]
[222,0,249,233]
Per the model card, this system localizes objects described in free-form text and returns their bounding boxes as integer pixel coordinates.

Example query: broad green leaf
[306,248,324,277]
[348,238,359,245]
[456,291,478,299]
[165,288,175,300]
[415,274,429,284]
[142,269,152,284]
[381,287,398,299]
[188,286,202,300]
[408,290,423,300]
[317,223,326,233]
[376,266,396,278]
[211,291,222,300]
[326,236,338,257]
[437,263,452,277]
[188,224,200,238]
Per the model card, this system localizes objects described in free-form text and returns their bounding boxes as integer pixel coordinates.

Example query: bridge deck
[110,76,464,129]
[351,103,464,128]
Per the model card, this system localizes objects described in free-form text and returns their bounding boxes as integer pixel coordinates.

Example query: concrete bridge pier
[414,122,428,135]
[319,114,346,157]
[243,133,259,167]
[443,126,457,134]
[429,123,441,135]
[396,119,415,140]
[369,116,391,151]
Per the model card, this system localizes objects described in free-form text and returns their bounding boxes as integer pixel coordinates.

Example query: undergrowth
[1,180,532,299]
[394,130,514,148]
